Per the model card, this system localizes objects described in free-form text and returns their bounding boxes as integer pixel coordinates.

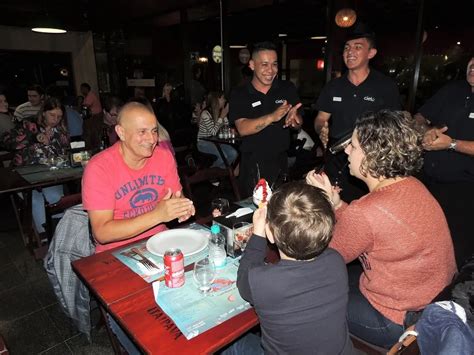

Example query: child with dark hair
[236,181,354,354]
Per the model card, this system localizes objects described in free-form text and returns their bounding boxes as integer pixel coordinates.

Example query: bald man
[82,102,194,253]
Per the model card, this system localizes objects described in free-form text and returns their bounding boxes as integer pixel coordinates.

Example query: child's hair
[266,182,335,260]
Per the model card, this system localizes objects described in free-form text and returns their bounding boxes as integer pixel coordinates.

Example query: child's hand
[252,205,267,237]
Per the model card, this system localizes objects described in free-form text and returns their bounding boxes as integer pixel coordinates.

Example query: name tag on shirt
[252,101,262,107]
[469,113,474,119]
[333,97,342,102]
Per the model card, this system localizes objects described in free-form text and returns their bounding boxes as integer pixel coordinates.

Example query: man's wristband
[448,139,457,151]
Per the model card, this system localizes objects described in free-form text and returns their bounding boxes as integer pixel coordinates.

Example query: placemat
[155,261,251,340]
[112,223,211,283]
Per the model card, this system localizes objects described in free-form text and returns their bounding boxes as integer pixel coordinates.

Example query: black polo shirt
[419,80,474,182]
[229,79,300,154]
[315,69,401,140]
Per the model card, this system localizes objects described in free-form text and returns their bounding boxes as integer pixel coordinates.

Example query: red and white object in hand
[253,178,272,207]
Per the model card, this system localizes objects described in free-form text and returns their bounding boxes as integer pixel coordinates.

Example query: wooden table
[0,165,83,249]
[72,246,259,354]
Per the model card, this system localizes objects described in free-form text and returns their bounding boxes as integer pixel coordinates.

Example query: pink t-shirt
[82,142,181,253]
[83,91,102,115]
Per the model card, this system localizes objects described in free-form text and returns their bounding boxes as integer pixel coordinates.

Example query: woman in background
[197,91,238,169]
[0,92,15,136]
[3,97,70,236]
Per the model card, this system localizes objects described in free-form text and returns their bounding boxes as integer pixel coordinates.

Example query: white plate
[146,229,209,257]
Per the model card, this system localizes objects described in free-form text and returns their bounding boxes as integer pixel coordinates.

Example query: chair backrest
[0,151,13,168]
[44,193,82,243]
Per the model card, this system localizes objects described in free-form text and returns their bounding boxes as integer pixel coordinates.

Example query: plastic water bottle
[209,225,227,268]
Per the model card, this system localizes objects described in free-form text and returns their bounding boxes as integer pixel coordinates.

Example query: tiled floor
[0,193,115,354]
[0,180,236,354]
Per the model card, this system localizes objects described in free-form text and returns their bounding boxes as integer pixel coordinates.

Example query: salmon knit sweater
[330,177,457,325]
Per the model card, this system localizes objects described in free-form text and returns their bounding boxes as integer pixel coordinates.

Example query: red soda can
[164,248,185,288]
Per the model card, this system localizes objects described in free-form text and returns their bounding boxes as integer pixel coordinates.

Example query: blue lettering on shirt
[114,174,166,200]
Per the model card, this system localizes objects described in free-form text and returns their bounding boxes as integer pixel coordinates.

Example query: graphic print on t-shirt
[114,174,165,219]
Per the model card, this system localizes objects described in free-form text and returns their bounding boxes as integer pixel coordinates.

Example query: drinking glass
[193,257,216,294]
[233,222,253,255]
[211,198,229,217]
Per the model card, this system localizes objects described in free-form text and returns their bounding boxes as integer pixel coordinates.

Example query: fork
[130,248,160,271]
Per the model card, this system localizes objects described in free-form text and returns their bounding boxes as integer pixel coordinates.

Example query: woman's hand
[305,170,342,209]
[220,102,229,119]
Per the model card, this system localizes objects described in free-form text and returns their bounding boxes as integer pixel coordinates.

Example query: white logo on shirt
[469,112,474,119]
[364,96,375,102]
[252,101,262,107]
[333,97,342,102]
[275,99,285,104]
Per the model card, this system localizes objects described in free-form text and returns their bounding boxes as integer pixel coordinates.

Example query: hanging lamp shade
[335,8,357,28]
[31,14,67,34]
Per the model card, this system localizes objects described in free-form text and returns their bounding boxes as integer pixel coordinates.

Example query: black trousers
[239,151,288,198]
[421,175,474,269]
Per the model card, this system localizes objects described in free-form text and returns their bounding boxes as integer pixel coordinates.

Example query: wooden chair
[0,151,14,168]
[44,193,82,243]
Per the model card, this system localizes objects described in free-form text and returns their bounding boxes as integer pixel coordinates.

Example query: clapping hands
[305,170,342,209]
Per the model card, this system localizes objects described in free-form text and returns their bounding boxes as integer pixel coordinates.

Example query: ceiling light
[229,45,247,49]
[278,33,287,37]
[31,13,67,34]
[335,8,357,28]
[32,27,66,34]
[456,41,461,45]
[311,36,327,40]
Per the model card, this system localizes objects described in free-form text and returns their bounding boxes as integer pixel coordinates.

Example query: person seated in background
[306,110,457,349]
[0,92,14,136]
[197,91,238,168]
[3,97,70,236]
[102,95,123,145]
[62,96,83,141]
[46,85,83,142]
[13,84,44,122]
[128,96,174,155]
[235,182,354,354]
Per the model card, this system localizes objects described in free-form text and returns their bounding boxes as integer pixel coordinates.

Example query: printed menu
[155,261,252,339]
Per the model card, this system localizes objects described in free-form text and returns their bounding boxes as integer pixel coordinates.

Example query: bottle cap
[210,225,220,234]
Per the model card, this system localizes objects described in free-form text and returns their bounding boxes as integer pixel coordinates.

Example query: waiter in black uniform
[416,56,474,268]
[314,25,401,202]
[229,41,302,197]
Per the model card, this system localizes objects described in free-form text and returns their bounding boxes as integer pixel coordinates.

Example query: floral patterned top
[2,117,70,166]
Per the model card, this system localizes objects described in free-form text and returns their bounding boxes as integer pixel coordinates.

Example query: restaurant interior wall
[0,26,99,96]
[0,50,74,106]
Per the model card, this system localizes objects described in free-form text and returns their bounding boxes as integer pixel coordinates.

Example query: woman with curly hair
[307,110,456,349]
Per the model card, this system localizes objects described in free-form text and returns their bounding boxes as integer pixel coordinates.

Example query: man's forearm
[453,140,474,156]
[90,209,164,245]
[235,114,275,136]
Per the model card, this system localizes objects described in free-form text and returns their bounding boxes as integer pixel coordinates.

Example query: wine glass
[193,257,216,294]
